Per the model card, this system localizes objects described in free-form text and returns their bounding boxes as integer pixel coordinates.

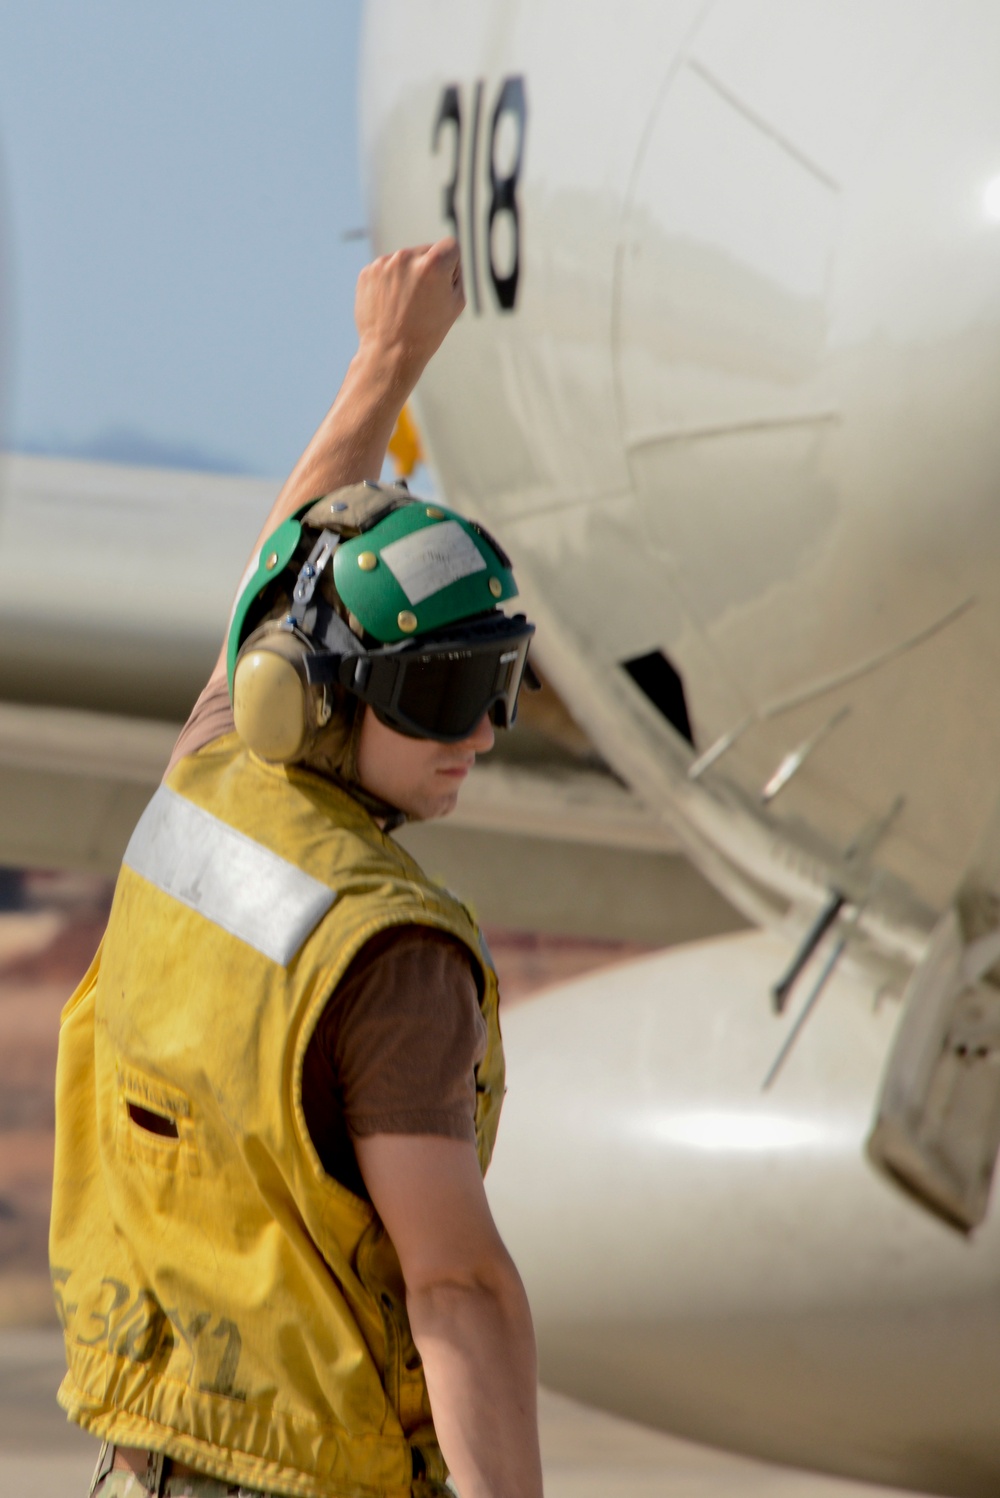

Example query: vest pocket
[116,1064,200,1175]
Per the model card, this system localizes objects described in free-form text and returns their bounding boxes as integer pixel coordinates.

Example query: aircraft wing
[0,456,735,943]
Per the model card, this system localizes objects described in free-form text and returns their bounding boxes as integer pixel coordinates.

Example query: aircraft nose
[606,15,1000,921]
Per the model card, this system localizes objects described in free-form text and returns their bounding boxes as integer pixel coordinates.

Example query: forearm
[408,1261,543,1498]
[252,237,463,556]
[251,340,410,552]
[210,239,464,682]
[206,346,403,683]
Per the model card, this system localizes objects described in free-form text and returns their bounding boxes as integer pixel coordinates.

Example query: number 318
[433,76,526,314]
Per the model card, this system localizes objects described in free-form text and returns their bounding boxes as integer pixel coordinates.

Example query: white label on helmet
[380,520,486,605]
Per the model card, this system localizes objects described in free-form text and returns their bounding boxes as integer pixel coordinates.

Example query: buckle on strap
[146,1448,166,1497]
[94,1445,168,1497]
[89,1440,114,1496]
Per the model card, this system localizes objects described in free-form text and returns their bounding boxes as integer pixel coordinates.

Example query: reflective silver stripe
[123,785,336,965]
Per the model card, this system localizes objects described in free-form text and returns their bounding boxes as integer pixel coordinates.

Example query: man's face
[355,708,494,820]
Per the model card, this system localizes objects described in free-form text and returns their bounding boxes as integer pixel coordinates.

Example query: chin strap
[301,685,407,832]
[287,529,341,626]
[332,767,407,834]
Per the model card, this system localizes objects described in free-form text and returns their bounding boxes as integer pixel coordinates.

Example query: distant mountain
[16,426,260,476]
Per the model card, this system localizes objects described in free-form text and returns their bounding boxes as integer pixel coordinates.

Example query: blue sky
[0,1,371,478]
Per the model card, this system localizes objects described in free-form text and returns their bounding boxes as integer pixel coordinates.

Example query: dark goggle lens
[379,631,532,740]
[395,652,496,737]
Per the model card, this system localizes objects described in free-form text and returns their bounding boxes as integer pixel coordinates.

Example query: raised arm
[261,238,464,540]
[209,238,465,679]
[355,1133,545,1498]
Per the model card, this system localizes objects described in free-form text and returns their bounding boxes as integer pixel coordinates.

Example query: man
[49,239,545,1498]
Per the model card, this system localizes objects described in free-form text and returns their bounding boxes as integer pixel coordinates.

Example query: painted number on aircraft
[433,76,526,313]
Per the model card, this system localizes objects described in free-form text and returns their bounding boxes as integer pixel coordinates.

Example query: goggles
[306,612,536,743]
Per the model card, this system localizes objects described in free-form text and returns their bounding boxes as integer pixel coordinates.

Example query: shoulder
[342,923,481,998]
[315,922,487,1142]
[164,671,235,778]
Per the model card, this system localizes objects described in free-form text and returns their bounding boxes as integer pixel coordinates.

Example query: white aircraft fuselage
[361,3,1000,1494]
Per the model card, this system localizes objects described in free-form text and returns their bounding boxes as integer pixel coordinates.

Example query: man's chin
[407,787,462,822]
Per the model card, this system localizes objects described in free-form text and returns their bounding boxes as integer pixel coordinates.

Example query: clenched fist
[354,239,465,393]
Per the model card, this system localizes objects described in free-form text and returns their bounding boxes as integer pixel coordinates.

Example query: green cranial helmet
[228,481,536,764]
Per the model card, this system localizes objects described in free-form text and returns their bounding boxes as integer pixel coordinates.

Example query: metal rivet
[398,610,418,633]
[488,576,503,598]
[425,506,445,520]
[357,551,378,572]
[265,552,279,571]
[330,501,348,512]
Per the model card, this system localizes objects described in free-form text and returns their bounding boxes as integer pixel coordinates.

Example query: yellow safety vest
[49,734,505,1498]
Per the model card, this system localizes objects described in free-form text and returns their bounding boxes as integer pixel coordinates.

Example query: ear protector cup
[232,626,330,764]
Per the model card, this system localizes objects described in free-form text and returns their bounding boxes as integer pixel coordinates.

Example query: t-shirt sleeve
[164,673,236,778]
[305,924,487,1165]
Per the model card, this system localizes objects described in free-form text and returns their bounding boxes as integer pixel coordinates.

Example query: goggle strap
[313,605,366,661]
[303,651,352,687]
[305,649,387,699]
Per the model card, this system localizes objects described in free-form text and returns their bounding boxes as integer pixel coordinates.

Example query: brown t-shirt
[166,676,487,1199]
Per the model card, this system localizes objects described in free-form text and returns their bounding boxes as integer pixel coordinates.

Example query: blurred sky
[0,1,373,479]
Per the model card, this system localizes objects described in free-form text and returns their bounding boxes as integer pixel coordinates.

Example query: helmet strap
[287,529,341,627]
[332,705,407,833]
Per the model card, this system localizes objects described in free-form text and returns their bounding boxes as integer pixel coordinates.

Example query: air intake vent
[621,650,694,746]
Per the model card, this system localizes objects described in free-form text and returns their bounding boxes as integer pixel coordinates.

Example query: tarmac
[2,1328,911,1498]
